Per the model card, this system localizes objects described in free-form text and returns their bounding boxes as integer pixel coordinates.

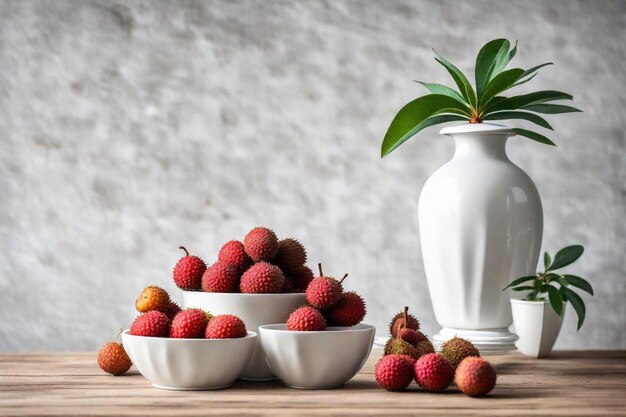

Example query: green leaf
[561,286,586,330]
[557,275,570,288]
[520,62,553,79]
[483,111,553,130]
[510,73,537,89]
[381,94,469,157]
[479,68,525,107]
[508,40,518,62]
[548,245,584,271]
[512,286,534,291]
[434,53,477,109]
[522,104,582,114]
[512,128,556,146]
[503,275,536,290]
[413,81,469,108]
[546,285,564,316]
[491,41,514,80]
[475,39,510,98]
[563,275,594,295]
[544,273,561,282]
[544,252,552,270]
[484,90,574,113]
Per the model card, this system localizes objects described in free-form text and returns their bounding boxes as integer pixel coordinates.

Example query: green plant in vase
[381,38,581,157]
[504,245,594,330]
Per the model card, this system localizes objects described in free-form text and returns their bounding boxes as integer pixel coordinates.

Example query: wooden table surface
[1,349,625,416]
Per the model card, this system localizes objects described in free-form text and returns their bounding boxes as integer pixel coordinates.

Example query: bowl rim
[180,290,308,298]
[121,329,257,341]
[258,323,375,334]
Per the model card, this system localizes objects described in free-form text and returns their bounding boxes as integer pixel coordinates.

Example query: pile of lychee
[285,264,367,331]
[374,307,497,397]
[97,285,247,376]
[172,227,315,294]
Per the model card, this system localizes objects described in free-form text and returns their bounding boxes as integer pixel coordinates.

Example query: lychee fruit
[326,291,366,326]
[280,277,297,293]
[455,357,497,397]
[389,306,420,337]
[374,354,414,391]
[305,264,346,309]
[164,301,182,320]
[218,240,253,273]
[97,331,132,376]
[399,327,421,346]
[414,353,454,392]
[415,339,435,357]
[135,285,170,313]
[239,261,285,293]
[289,265,314,291]
[440,336,480,369]
[286,306,327,331]
[170,308,211,338]
[243,227,279,262]
[205,314,247,339]
[384,338,419,360]
[130,311,170,337]
[272,238,307,273]
[173,246,207,290]
[202,261,238,293]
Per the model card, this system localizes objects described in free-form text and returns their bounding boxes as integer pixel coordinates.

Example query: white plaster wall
[0,0,624,351]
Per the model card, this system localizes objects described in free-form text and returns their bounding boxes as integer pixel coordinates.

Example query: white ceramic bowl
[181,290,306,381]
[259,323,376,389]
[121,330,257,390]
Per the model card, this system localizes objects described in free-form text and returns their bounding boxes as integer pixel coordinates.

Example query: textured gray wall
[1,0,624,351]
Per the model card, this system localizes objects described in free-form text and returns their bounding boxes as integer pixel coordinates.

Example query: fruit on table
[389,306,420,338]
[218,240,252,274]
[170,308,211,338]
[374,354,414,391]
[135,285,170,313]
[272,238,307,273]
[164,301,182,320]
[97,331,132,376]
[326,291,366,326]
[173,246,207,290]
[306,264,346,309]
[202,261,238,293]
[286,306,327,331]
[415,339,435,357]
[239,261,285,293]
[440,336,480,369]
[205,314,247,339]
[130,310,171,337]
[455,356,497,396]
[384,338,419,360]
[414,353,454,392]
[243,227,279,262]
[399,327,421,346]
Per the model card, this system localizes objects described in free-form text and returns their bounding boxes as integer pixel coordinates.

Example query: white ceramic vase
[511,299,565,357]
[418,123,543,353]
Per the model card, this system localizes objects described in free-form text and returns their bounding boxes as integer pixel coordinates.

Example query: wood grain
[1,350,625,416]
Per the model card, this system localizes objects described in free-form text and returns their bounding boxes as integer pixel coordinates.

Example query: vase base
[432,327,518,355]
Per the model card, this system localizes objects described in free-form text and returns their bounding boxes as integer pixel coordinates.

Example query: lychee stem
[340,273,348,283]
[402,306,409,330]
[318,263,324,277]
[179,246,190,257]
[114,328,123,342]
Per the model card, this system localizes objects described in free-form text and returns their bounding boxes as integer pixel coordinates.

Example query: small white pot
[511,299,565,358]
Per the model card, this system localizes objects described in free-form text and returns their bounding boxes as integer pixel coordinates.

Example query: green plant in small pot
[505,245,594,357]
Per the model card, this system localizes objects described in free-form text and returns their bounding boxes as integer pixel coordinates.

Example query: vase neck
[452,132,511,161]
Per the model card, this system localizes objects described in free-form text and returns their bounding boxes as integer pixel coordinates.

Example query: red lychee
[374,354,414,391]
[218,240,253,273]
[239,261,285,293]
[173,246,207,290]
[272,238,307,273]
[97,332,132,376]
[243,227,279,262]
[170,309,210,338]
[414,353,454,392]
[280,276,297,293]
[455,357,497,397]
[415,339,436,358]
[202,261,238,293]
[205,314,247,339]
[389,306,420,337]
[305,264,346,309]
[289,265,314,291]
[130,311,170,337]
[399,328,421,347]
[286,306,327,331]
[326,291,366,326]
[164,301,182,320]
